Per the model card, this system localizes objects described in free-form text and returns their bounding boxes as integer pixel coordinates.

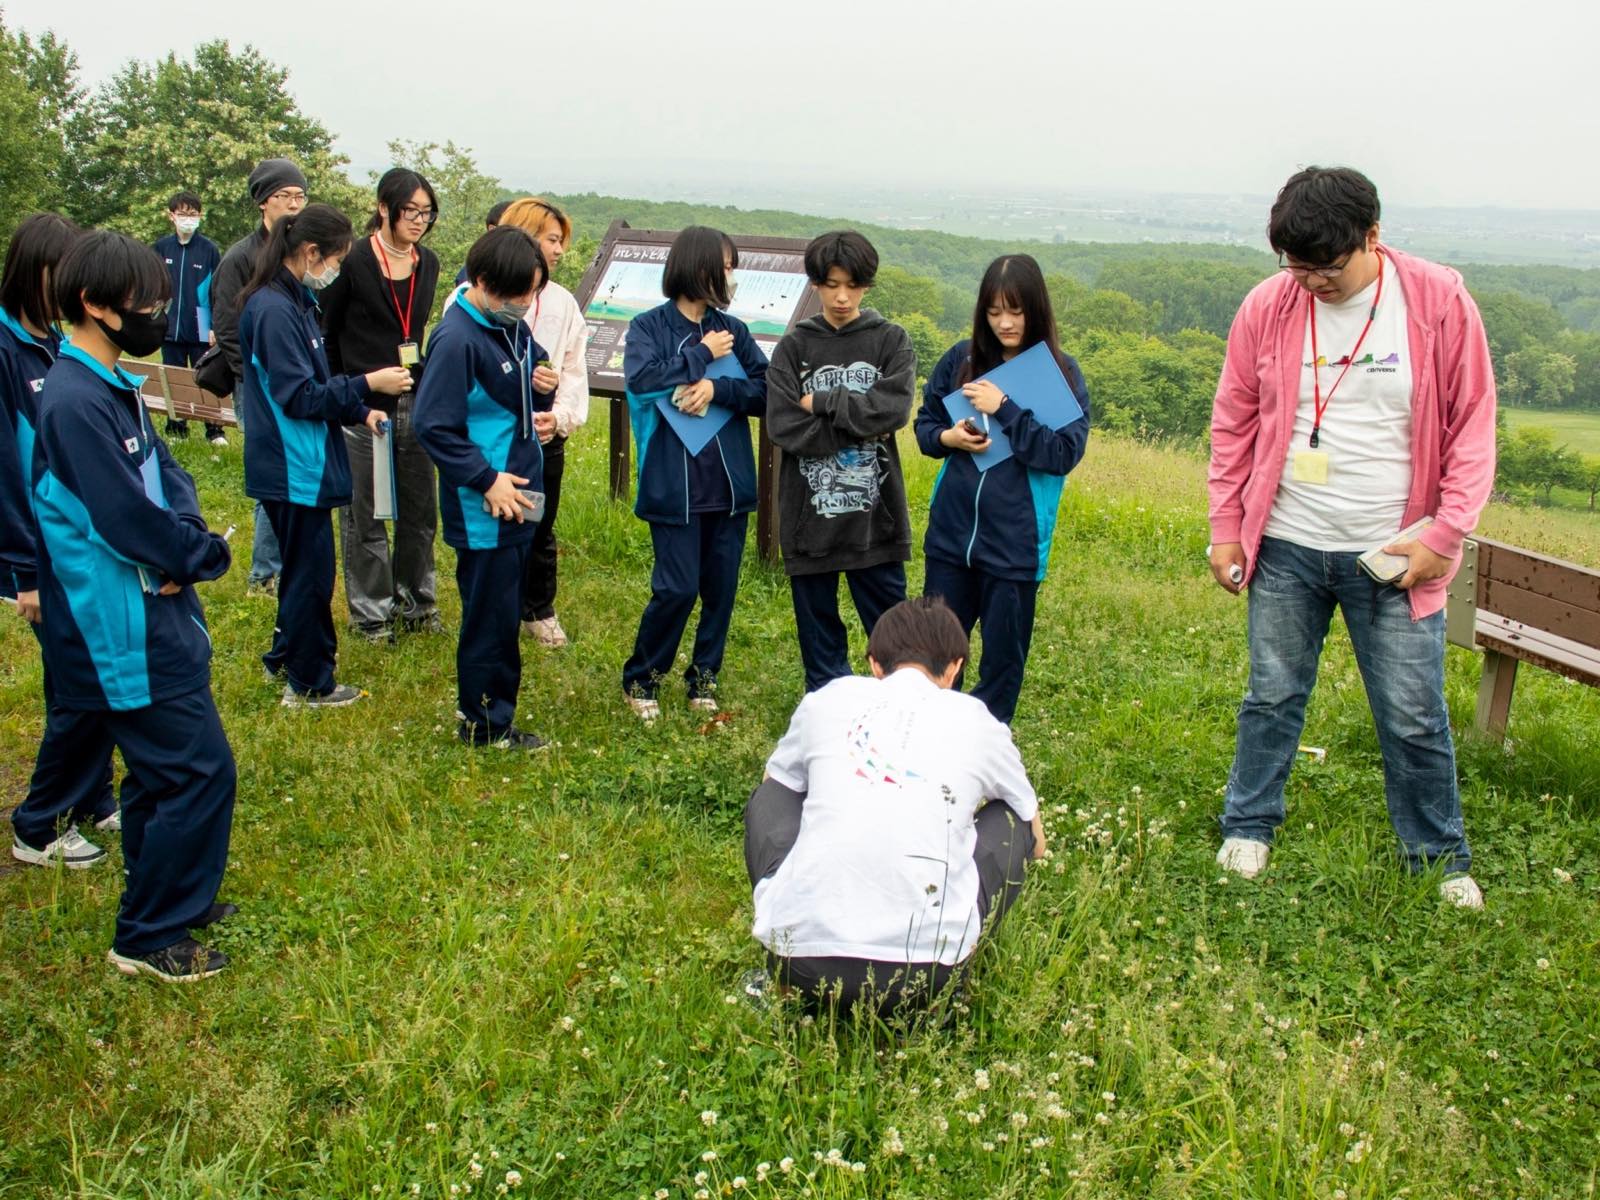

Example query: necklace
[377,233,411,259]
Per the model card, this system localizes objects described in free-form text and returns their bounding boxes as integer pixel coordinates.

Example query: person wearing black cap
[210,157,308,597]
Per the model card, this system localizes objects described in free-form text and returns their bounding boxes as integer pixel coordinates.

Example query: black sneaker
[190,902,239,930]
[108,937,228,982]
[458,725,548,752]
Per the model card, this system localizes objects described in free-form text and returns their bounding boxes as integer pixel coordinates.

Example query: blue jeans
[1220,536,1470,875]
[234,400,282,584]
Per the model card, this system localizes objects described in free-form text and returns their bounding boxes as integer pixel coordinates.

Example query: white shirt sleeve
[552,303,591,438]
[763,693,815,792]
[980,719,1037,821]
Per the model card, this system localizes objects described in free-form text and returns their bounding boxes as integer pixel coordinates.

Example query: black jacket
[319,236,441,414]
[211,225,269,385]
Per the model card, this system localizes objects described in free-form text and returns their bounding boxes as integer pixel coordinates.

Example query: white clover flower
[1010,1112,1028,1128]
[700,1110,718,1128]
[1101,1091,1116,1104]
[425,1122,440,1134]
[732,1177,747,1190]
[694,1170,708,1186]
[504,1171,521,1189]
[701,1150,717,1163]
[1537,958,1550,970]
[779,1157,795,1174]
[655,1191,670,1199]
[1552,867,1572,884]
[974,1068,991,1091]
[560,1016,575,1031]
[469,1161,484,1179]
[851,1162,865,1174]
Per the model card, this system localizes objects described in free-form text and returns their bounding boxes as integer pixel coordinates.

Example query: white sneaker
[627,695,660,722]
[522,615,568,647]
[688,696,719,713]
[94,809,122,833]
[12,827,107,869]
[1440,874,1484,909]
[1216,837,1270,879]
[208,434,229,447]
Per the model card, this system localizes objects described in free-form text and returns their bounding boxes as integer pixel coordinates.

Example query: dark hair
[465,226,548,297]
[804,230,878,287]
[661,226,737,308]
[485,200,512,229]
[867,597,969,676]
[241,203,354,304]
[53,230,171,325]
[2,213,82,330]
[1268,167,1381,265]
[368,167,439,238]
[167,190,203,213]
[962,254,1066,383]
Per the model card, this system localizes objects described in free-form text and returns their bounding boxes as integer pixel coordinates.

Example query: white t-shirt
[752,669,1038,967]
[1264,264,1415,552]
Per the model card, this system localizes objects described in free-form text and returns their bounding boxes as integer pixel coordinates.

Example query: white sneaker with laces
[94,809,122,833]
[12,827,107,869]
[1440,874,1484,909]
[688,696,719,713]
[627,695,660,722]
[1216,837,1270,879]
[523,616,569,647]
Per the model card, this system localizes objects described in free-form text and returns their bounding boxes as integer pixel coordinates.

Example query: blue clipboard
[654,353,752,457]
[940,341,1083,471]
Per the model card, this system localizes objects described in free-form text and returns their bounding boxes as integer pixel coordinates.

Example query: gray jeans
[744,779,1034,1015]
[340,394,438,631]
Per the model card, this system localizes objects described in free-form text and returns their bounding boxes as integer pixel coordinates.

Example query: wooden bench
[1445,536,1600,739]
[118,359,237,429]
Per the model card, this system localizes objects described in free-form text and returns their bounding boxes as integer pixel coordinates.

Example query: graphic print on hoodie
[765,310,917,576]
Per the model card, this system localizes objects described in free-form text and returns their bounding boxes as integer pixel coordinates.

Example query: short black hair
[241,203,355,304]
[466,226,548,297]
[167,190,203,213]
[662,226,737,308]
[867,597,969,676]
[804,230,878,287]
[2,213,82,330]
[369,167,439,238]
[1268,167,1381,265]
[53,230,171,324]
[485,200,512,229]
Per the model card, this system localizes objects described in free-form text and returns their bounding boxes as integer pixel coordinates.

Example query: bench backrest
[120,360,236,427]
[1447,535,1600,684]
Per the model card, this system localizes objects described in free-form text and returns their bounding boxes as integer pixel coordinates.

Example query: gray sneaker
[12,827,107,869]
[281,682,367,708]
[93,809,122,834]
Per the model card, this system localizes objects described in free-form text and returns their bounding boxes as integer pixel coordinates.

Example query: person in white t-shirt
[745,597,1046,1015]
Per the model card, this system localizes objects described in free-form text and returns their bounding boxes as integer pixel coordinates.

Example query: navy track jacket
[154,232,221,345]
[915,340,1091,583]
[622,302,768,526]
[413,286,550,551]
[239,269,373,508]
[31,345,231,711]
[0,307,59,596]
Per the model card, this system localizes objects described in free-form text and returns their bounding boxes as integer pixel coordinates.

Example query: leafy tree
[0,24,54,247]
[870,266,943,325]
[1501,346,1576,408]
[1497,426,1580,503]
[1093,259,1266,338]
[1475,289,1566,374]
[1058,288,1154,342]
[899,312,956,382]
[1075,330,1220,441]
[1578,454,1600,512]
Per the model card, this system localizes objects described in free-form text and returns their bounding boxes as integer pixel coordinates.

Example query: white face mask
[174,216,201,235]
[303,262,340,290]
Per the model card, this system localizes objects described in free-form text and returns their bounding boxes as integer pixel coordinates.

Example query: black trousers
[923,558,1040,725]
[788,561,907,692]
[106,686,236,955]
[261,501,339,696]
[622,512,747,700]
[743,778,1034,1016]
[520,435,565,622]
[457,541,532,741]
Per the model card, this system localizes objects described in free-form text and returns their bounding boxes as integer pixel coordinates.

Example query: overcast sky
[9,0,1598,211]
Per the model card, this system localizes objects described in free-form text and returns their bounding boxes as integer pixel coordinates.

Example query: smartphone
[961,414,988,438]
[483,489,546,523]
[1358,517,1434,584]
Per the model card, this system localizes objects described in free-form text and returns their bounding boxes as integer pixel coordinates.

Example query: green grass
[2,429,1597,1199]
[1502,407,1600,457]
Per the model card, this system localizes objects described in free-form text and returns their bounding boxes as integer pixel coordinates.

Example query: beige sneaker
[627,695,660,722]
[1216,837,1270,879]
[1440,874,1484,909]
[522,615,568,647]
[688,696,719,713]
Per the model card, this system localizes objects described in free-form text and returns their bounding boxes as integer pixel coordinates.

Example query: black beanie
[248,158,308,205]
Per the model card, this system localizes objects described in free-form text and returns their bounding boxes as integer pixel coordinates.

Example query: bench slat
[1480,578,1600,646]
[1475,613,1600,685]
[1476,538,1600,609]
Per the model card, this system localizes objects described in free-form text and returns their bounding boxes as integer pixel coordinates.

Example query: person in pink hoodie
[1206,166,1496,908]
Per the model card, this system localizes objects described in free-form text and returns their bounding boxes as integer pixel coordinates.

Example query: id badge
[398,341,420,367]
[1291,449,1330,485]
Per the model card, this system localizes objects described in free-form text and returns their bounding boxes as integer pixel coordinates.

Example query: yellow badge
[1291,449,1330,485]
[398,341,420,367]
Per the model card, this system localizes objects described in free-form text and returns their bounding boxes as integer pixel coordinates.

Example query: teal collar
[60,340,145,391]
[453,284,495,329]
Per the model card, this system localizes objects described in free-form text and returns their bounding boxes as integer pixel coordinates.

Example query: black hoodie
[765,309,916,576]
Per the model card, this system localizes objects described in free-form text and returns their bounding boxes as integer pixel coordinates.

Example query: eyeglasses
[1278,251,1356,280]
[269,189,308,204]
[398,206,438,224]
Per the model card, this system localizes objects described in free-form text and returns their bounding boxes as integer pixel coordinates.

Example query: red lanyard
[372,235,417,342]
[1307,251,1384,449]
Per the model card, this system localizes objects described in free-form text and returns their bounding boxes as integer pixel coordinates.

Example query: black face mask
[96,306,168,359]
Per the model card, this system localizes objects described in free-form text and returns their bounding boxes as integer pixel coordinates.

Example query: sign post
[573,220,819,563]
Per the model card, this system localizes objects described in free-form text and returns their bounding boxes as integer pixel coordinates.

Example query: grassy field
[1,428,1597,1199]
[1502,406,1600,457]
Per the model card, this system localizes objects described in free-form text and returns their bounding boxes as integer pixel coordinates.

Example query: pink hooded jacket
[1207,245,1497,619]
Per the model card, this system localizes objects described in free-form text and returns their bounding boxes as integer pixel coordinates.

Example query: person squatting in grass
[1,213,123,870]
[765,231,917,693]
[494,198,591,649]
[619,225,769,721]
[151,189,224,443]
[237,204,412,708]
[414,225,556,752]
[915,254,1092,725]
[320,167,444,643]
[744,596,1046,1016]
[1207,166,1497,906]
[31,231,238,982]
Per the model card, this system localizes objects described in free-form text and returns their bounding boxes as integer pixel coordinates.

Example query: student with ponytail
[320,167,444,642]
[238,204,412,707]
[914,254,1090,725]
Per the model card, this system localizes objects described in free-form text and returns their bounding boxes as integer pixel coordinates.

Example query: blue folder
[654,353,752,457]
[940,341,1083,472]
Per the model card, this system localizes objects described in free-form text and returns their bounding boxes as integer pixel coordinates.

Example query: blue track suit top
[154,232,221,344]
[413,286,550,551]
[0,307,59,595]
[915,340,1092,583]
[622,302,768,526]
[239,269,373,508]
[30,345,231,711]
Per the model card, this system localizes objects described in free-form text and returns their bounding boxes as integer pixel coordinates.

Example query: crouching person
[744,597,1045,1016]
[34,232,238,981]
[415,226,554,751]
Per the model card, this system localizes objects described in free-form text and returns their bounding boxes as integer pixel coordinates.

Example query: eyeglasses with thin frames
[1278,250,1357,280]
